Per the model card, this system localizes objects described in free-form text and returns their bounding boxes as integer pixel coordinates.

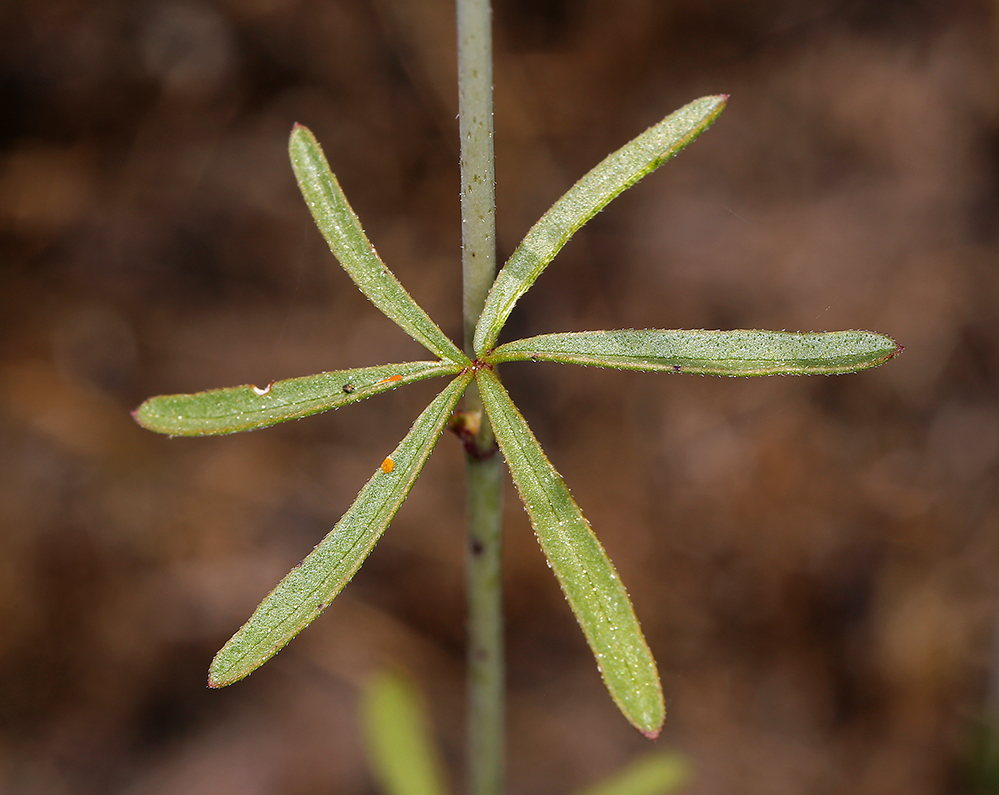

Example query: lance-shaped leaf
[290,125,467,364]
[476,368,664,737]
[209,371,472,687]
[134,360,462,436]
[363,671,451,795]
[490,329,902,376]
[473,95,728,356]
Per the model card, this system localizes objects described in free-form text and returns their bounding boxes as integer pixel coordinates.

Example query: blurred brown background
[2,0,998,793]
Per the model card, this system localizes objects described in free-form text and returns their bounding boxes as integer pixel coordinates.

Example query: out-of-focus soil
[2,1,998,793]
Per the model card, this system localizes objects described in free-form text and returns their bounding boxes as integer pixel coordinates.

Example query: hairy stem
[457,0,504,793]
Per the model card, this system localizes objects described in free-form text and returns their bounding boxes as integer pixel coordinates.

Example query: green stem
[465,452,504,795]
[457,0,503,793]
[457,0,497,357]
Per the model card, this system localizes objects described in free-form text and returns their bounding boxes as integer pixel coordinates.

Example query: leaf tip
[207,656,238,689]
[708,94,729,117]
[289,122,314,147]
[635,698,666,739]
[131,401,154,431]
[641,724,663,741]
[868,332,903,369]
[207,661,224,689]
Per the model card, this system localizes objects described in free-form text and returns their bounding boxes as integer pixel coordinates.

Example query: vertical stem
[458,0,497,357]
[457,1,503,794]
[464,452,503,795]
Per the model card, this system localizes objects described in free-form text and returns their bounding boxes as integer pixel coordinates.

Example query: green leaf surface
[290,125,467,363]
[208,372,472,687]
[133,360,463,436]
[490,329,902,376]
[473,95,727,356]
[574,753,690,795]
[476,368,664,737]
[363,671,451,795]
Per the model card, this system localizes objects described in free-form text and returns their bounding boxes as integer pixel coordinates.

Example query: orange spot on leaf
[381,457,395,473]
[376,374,403,385]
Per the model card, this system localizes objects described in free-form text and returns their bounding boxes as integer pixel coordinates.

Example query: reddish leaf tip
[641,725,663,740]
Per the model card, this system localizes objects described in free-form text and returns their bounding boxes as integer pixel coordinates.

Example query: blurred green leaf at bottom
[575,752,690,795]
[363,670,451,795]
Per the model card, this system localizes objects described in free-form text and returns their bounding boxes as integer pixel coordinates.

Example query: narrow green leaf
[290,125,467,364]
[208,372,472,687]
[574,753,690,795]
[473,95,728,356]
[363,671,451,795]
[490,329,902,376]
[133,360,462,436]
[476,368,664,737]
